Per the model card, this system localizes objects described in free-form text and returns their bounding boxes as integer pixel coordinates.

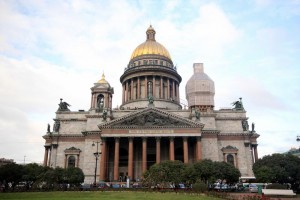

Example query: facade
[43,25,260,183]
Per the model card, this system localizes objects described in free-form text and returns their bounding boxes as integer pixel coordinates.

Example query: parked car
[249,184,258,193]
[132,182,142,188]
[80,183,91,191]
[214,184,229,191]
[111,183,120,188]
[98,182,110,188]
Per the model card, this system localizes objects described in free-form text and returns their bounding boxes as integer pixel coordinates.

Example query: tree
[193,159,216,183]
[22,163,48,189]
[183,164,196,184]
[143,160,186,187]
[193,159,240,184]
[0,163,24,191]
[253,153,300,191]
[65,167,84,186]
[214,161,240,183]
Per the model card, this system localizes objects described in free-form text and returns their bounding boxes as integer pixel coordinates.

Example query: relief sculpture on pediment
[118,111,186,127]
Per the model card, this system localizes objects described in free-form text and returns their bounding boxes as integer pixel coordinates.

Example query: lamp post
[92,141,102,186]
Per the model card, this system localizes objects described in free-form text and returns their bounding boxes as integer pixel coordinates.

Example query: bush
[266,183,287,189]
[191,180,207,193]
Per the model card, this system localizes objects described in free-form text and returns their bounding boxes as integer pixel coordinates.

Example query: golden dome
[97,73,108,84]
[130,25,172,60]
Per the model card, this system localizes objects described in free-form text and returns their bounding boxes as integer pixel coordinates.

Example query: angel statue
[58,98,71,111]
[232,97,244,110]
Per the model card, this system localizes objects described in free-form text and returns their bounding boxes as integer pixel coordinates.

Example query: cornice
[202,130,220,134]
[85,114,102,118]
[57,118,87,122]
[55,111,88,114]
[215,117,248,120]
[44,134,85,139]
[82,131,101,136]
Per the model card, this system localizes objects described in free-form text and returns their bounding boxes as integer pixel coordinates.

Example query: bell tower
[90,73,114,112]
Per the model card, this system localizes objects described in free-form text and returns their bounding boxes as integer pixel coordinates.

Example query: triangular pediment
[98,107,204,129]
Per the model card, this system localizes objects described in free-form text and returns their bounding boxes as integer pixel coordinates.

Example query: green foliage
[192,180,208,193]
[215,161,241,183]
[143,160,186,187]
[193,159,216,183]
[253,153,300,187]
[183,164,196,184]
[252,166,273,183]
[0,163,85,191]
[144,159,241,188]
[0,163,24,190]
[65,167,84,186]
[23,163,47,182]
[193,159,240,184]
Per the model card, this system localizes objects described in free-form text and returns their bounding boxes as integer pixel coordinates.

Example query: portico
[99,134,202,181]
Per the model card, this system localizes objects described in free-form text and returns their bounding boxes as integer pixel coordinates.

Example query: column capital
[155,137,161,141]
[169,136,174,141]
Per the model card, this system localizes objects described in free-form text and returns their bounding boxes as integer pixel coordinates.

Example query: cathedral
[43,25,259,184]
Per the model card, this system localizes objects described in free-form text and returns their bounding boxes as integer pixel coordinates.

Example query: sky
[0,0,300,164]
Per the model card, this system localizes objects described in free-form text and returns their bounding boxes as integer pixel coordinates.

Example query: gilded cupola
[130,25,172,61]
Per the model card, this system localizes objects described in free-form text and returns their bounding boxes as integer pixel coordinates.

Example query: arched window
[97,94,104,109]
[147,81,153,97]
[227,154,234,166]
[68,156,76,168]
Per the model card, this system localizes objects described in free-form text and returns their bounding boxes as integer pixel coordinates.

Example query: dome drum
[126,56,174,71]
[120,65,181,84]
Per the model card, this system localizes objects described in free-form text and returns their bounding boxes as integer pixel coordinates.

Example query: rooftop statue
[251,122,255,132]
[53,121,60,132]
[242,120,249,131]
[195,109,201,121]
[232,97,244,110]
[47,123,50,133]
[58,98,71,111]
[102,110,108,122]
[148,95,155,107]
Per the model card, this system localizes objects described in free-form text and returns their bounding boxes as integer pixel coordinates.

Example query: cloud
[0,0,299,164]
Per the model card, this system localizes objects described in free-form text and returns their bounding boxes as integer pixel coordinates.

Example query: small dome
[130,25,172,60]
[96,73,111,88]
[97,73,108,84]
[186,63,215,108]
